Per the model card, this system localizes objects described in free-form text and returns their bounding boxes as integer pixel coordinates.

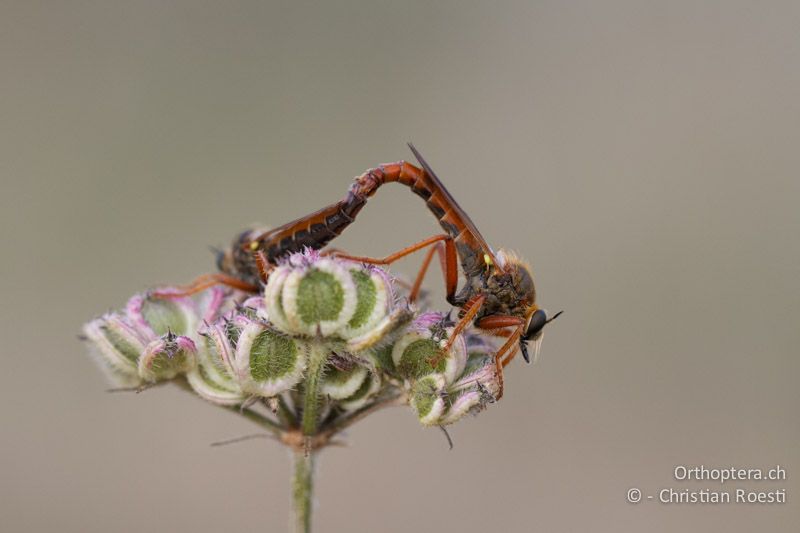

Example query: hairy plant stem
[292,342,327,532]
[302,343,328,436]
[292,450,314,533]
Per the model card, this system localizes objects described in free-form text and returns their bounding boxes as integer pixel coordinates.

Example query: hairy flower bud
[186,320,246,406]
[320,363,368,400]
[407,332,502,425]
[338,370,381,411]
[233,319,308,397]
[409,374,448,425]
[83,292,220,387]
[264,250,408,351]
[83,313,147,387]
[270,254,357,337]
[392,312,467,384]
[138,333,197,382]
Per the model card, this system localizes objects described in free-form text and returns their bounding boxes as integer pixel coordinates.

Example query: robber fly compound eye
[525,309,549,340]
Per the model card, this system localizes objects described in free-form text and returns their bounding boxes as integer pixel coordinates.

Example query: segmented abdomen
[235,160,493,284]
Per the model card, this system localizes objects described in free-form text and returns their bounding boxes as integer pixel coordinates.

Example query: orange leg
[331,234,459,302]
[446,294,486,349]
[495,325,525,368]
[320,247,347,257]
[476,315,526,367]
[408,242,439,303]
[151,273,259,299]
[483,329,514,338]
[428,294,487,368]
[408,236,457,303]
[476,315,525,331]
[325,247,418,293]
[254,250,273,283]
[475,315,527,399]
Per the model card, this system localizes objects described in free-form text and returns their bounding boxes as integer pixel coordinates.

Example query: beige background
[1,1,798,532]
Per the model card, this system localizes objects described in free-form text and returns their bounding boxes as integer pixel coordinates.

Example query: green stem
[291,343,327,532]
[302,343,328,436]
[292,450,314,533]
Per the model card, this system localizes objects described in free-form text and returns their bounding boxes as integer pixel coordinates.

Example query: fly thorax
[485,256,537,318]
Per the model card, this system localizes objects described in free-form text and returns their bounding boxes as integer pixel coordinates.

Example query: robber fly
[158,145,559,397]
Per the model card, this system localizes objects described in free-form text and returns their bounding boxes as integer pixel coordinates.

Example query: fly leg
[330,234,459,303]
[475,316,526,400]
[150,273,259,299]
[427,294,487,369]
[152,250,271,299]
[408,237,457,303]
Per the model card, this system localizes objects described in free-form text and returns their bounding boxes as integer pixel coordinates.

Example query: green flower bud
[338,371,381,412]
[321,364,368,400]
[186,321,246,406]
[409,374,447,425]
[138,333,197,382]
[127,294,194,338]
[392,312,466,384]
[338,266,391,338]
[345,307,413,352]
[264,251,407,350]
[263,265,293,333]
[82,314,146,387]
[437,336,503,425]
[279,258,357,336]
[438,389,484,426]
[233,320,307,397]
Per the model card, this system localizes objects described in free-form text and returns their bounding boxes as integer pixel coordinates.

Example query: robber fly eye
[524,309,549,340]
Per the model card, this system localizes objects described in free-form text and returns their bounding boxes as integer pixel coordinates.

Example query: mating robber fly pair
[156,144,560,398]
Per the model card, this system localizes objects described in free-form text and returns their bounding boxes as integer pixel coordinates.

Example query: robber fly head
[488,250,561,364]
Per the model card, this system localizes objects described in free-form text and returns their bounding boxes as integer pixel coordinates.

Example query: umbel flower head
[83,249,505,442]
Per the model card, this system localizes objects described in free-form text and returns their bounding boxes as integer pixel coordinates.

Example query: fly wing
[407,143,498,274]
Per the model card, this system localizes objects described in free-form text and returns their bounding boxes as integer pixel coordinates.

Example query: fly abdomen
[258,188,369,262]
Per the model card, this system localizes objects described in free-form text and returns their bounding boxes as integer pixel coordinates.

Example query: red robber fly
[156,144,560,397]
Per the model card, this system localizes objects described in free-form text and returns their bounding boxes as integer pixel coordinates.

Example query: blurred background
[1,1,798,531]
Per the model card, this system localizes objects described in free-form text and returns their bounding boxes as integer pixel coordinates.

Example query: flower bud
[84,290,237,388]
[338,370,381,412]
[338,266,392,340]
[138,333,197,382]
[232,320,307,397]
[186,321,246,406]
[409,374,447,425]
[321,363,368,400]
[269,256,357,337]
[127,294,194,338]
[82,314,147,387]
[438,334,502,425]
[392,312,466,384]
[455,333,502,401]
[264,250,407,351]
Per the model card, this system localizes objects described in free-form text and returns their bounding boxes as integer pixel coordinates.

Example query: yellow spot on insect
[249,241,260,251]
[484,253,493,266]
